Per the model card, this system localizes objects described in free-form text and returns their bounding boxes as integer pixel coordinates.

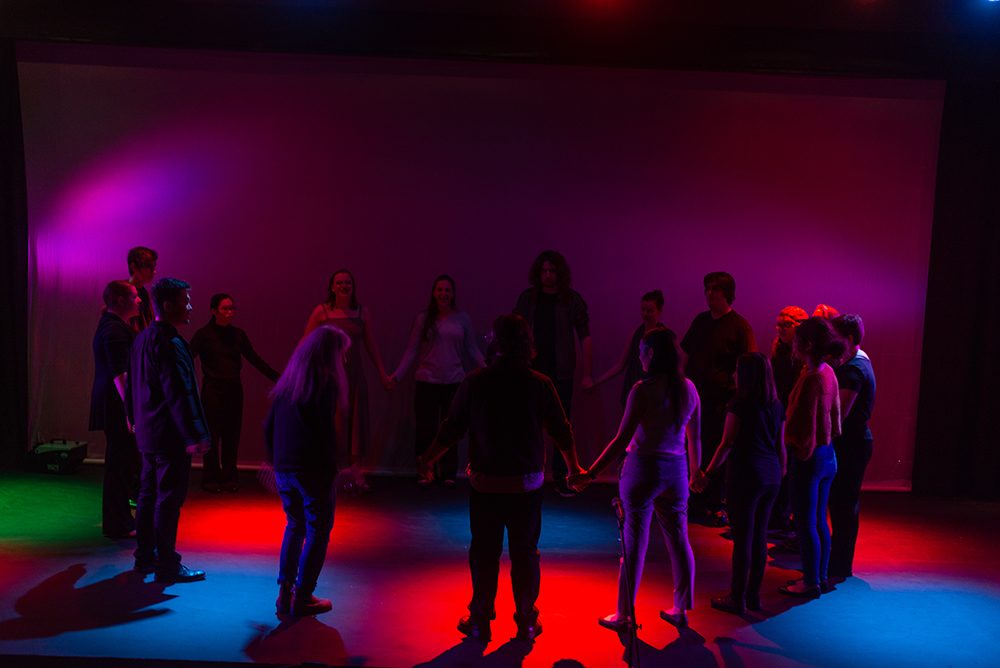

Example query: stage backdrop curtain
[16,43,944,488]
[0,39,30,468]
[913,80,1000,500]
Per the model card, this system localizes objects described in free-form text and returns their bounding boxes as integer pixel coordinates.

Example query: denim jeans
[789,445,837,587]
[275,470,336,593]
[617,453,695,616]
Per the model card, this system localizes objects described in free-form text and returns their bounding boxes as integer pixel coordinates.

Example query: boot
[291,586,332,616]
[276,581,293,614]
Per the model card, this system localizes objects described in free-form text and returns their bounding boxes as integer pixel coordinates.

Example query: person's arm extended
[240,329,281,382]
[590,334,631,391]
[581,382,646,480]
[686,390,702,483]
[390,314,423,383]
[692,409,737,492]
[462,313,486,369]
[300,304,327,345]
[360,307,392,389]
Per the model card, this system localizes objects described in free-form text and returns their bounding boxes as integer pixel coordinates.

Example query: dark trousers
[828,437,873,578]
[201,379,243,486]
[415,381,461,481]
[789,446,837,587]
[692,400,726,513]
[134,451,192,574]
[726,481,780,601]
[543,376,573,487]
[275,470,336,593]
[468,486,544,622]
[102,421,140,537]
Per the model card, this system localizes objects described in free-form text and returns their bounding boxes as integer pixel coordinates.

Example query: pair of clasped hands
[566,469,714,494]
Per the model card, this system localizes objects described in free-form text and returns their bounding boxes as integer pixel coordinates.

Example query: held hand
[186,440,211,455]
[416,456,433,483]
[567,472,592,492]
[336,463,367,497]
[382,374,396,390]
[387,375,399,390]
[581,376,596,393]
[689,470,710,493]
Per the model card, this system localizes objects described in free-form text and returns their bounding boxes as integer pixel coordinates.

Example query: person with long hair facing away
[569,327,701,630]
[302,270,391,488]
[779,317,845,598]
[389,275,485,486]
[587,290,665,407]
[265,325,350,617]
[691,352,786,614]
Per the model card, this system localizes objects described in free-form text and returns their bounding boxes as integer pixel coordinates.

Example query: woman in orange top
[780,317,845,598]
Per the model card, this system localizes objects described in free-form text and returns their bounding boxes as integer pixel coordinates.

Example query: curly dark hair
[794,317,847,363]
[528,250,571,297]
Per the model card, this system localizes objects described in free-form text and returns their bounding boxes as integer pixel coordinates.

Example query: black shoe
[155,565,206,583]
[223,483,239,493]
[708,510,729,527]
[105,529,136,539]
[786,577,833,594]
[458,615,491,643]
[133,562,154,574]
[711,595,746,615]
[745,593,762,611]
[514,613,542,642]
[291,587,332,616]
[598,614,630,633]
[554,483,576,498]
[659,609,688,628]
[778,583,821,599]
[201,483,222,494]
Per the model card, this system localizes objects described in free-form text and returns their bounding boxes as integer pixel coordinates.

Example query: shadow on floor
[0,564,174,640]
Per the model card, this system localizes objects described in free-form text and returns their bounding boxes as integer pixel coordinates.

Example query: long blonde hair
[271,325,350,406]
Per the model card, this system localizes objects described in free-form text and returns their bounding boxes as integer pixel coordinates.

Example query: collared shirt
[126,320,210,454]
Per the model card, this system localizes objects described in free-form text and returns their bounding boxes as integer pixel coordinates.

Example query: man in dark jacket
[419,314,582,644]
[90,280,142,538]
[512,250,592,497]
[126,277,211,583]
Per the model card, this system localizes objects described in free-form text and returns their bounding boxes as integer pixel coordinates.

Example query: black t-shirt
[725,396,784,488]
[681,309,757,406]
[533,291,558,378]
[835,353,876,440]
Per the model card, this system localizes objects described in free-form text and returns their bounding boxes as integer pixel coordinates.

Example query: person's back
[628,377,698,459]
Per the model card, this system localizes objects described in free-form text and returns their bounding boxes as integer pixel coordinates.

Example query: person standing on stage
[570,327,701,632]
[126,246,157,332]
[127,277,211,584]
[266,325,351,617]
[513,250,593,497]
[418,314,582,643]
[90,280,142,539]
[827,314,876,581]
[779,316,844,598]
[681,271,757,527]
[768,305,808,536]
[389,275,486,487]
[302,270,392,491]
[191,293,280,494]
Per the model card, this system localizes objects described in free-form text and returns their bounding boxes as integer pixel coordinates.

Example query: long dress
[320,305,371,458]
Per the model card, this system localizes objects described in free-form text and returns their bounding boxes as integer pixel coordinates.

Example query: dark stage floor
[1,465,999,668]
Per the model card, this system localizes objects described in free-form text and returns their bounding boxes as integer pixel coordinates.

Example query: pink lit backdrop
[17,43,944,489]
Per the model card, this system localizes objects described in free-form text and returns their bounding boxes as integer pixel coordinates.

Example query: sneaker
[155,565,206,584]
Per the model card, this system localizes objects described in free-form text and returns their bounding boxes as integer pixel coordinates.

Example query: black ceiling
[3,0,999,79]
